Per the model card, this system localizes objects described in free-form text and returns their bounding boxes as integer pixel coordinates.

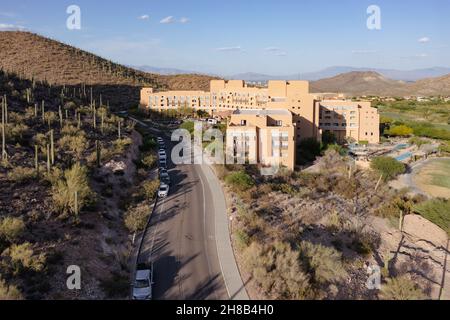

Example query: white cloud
[160,16,175,24]
[179,17,190,24]
[0,12,16,18]
[264,47,280,52]
[0,23,25,30]
[264,47,287,56]
[215,46,243,52]
[138,15,150,20]
[418,37,430,43]
[352,50,378,54]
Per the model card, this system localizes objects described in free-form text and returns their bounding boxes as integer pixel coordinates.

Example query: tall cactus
[77,112,81,129]
[59,106,63,127]
[118,119,121,139]
[41,100,45,124]
[46,144,51,173]
[101,113,104,134]
[35,145,39,178]
[34,103,38,118]
[3,95,7,125]
[50,129,55,165]
[93,106,97,129]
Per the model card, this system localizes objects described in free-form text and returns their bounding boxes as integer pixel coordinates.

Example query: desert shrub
[325,143,347,156]
[298,241,347,285]
[124,203,152,233]
[113,138,132,155]
[379,275,426,300]
[225,171,254,192]
[99,272,129,298]
[141,153,157,169]
[4,123,29,144]
[141,180,160,201]
[234,229,251,250]
[386,125,413,137]
[370,157,405,181]
[243,241,311,299]
[61,124,82,136]
[7,166,36,183]
[413,199,450,235]
[0,217,25,243]
[0,277,23,300]
[408,137,428,147]
[1,242,46,274]
[51,163,92,216]
[58,134,87,160]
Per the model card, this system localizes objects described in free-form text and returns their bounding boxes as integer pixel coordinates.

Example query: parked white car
[158,184,170,198]
[158,150,167,160]
[132,265,153,300]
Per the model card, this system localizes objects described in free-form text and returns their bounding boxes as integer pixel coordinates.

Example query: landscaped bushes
[370,157,406,181]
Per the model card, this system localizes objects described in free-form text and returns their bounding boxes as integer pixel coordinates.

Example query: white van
[207,118,218,125]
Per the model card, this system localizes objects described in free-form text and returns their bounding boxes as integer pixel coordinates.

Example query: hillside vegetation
[0,69,143,299]
[0,32,216,108]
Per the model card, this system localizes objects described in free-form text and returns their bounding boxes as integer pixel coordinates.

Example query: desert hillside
[0,32,216,108]
[311,71,450,96]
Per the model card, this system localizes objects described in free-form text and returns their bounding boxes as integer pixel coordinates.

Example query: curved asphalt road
[137,146,228,300]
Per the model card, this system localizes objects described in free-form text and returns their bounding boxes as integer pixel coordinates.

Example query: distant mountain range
[228,66,450,82]
[310,71,450,96]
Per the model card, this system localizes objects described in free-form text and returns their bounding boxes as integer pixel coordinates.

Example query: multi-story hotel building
[140,80,380,170]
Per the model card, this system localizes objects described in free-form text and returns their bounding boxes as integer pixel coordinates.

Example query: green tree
[386,125,414,137]
[371,156,406,181]
[225,171,254,192]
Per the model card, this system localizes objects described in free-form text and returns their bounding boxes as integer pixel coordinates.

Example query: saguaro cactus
[46,144,51,173]
[35,145,39,178]
[118,120,121,139]
[41,100,45,124]
[93,107,97,130]
[50,130,55,165]
[3,95,7,125]
[34,103,38,118]
[58,106,63,127]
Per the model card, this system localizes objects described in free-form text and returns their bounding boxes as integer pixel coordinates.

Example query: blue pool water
[394,144,409,151]
[396,152,413,161]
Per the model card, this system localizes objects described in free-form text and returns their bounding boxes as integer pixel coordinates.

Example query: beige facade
[140,79,380,169]
[226,109,296,170]
[317,100,380,144]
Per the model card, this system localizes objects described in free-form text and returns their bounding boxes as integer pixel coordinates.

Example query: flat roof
[232,109,291,116]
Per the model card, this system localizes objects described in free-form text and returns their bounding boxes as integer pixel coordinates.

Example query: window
[275,120,283,127]
[240,120,247,126]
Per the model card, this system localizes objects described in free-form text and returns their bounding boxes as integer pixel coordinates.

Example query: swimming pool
[396,152,412,162]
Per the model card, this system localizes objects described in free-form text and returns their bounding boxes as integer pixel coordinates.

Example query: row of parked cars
[132,136,171,300]
[157,137,170,198]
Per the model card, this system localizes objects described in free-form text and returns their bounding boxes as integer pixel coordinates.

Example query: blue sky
[1,0,449,75]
